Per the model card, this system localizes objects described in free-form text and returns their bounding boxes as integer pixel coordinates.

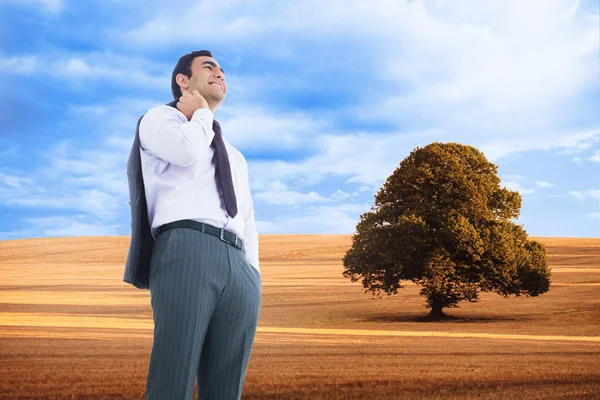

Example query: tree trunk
[429,298,445,319]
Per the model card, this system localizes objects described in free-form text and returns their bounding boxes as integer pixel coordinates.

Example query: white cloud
[254,190,325,206]
[589,150,600,163]
[248,129,438,192]
[378,0,598,128]
[3,0,595,165]
[2,0,598,238]
[503,174,525,181]
[119,1,275,47]
[77,190,120,220]
[64,58,92,75]
[118,0,600,162]
[38,0,63,14]
[0,147,17,158]
[3,0,64,15]
[67,104,108,116]
[24,216,121,237]
[503,182,534,195]
[0,216,121,240]
[254,188,356,206]
[119,0,598,141]
[254,190,326,205]
[0,173,33,189]
[0,55,39,73]
[583,212,600,221]
[0,98,157,222]
[256,203,371,234]
[359,184,377,193]
[569,190,600,200]
[330,189,354,201]
[536,181,554,188]
[480,129,599,161]
[52,55,168,88]
[42,142,128,198]
[219,104,330,150]
[106,136,134,152]
[0,186,120,220]
[45,222,120,237]
[501,174,534,195]
[0,51,170,88]
[559,129,600,155]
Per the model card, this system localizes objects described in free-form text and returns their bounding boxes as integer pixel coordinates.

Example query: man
[126,50,261,400]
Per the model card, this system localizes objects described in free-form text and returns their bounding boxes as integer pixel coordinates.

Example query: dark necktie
[165,100,237,218]
[211,120,238,218]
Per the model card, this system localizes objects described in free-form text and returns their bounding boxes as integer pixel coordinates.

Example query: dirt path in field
[257,327,600,342]
[2,312,599,343]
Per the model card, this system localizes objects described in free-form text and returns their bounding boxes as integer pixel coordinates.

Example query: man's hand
[177,89,209,120]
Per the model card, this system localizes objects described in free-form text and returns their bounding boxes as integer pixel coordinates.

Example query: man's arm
[242,163,260,271]
[139,93,214,167]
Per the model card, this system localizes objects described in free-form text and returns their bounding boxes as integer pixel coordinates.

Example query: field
[0,235,599,399]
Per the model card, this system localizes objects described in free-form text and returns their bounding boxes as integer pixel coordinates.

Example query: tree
[342,142,551,318]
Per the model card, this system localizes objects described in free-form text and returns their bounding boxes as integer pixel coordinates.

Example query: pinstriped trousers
[145,227,262,400]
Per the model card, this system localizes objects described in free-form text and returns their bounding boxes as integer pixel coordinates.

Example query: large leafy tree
[343,143,551,318]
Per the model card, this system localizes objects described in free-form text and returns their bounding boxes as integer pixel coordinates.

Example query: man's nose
[214,71,224,80]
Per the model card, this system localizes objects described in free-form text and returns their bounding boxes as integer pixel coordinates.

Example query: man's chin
[209,95,225,104]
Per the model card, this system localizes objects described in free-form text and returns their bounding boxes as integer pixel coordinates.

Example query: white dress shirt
[138,105,260,272]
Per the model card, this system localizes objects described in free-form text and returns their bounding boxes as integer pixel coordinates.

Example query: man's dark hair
[171,50,213,99]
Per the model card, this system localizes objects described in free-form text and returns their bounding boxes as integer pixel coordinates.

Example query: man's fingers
[192,89,201,97]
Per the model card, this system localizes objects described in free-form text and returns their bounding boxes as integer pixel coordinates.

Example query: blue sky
[0,0,598,240]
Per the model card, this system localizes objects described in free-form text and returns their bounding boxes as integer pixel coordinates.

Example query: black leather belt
[157,219,243,251]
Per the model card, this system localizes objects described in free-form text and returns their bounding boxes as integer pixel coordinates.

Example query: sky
[0,0,598,240]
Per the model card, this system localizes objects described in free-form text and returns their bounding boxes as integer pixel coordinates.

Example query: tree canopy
[342,142,551,317]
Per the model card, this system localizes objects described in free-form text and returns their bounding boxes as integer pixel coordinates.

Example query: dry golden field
[0,235,599,399]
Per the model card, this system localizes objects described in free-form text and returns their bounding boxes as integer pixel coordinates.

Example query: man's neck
[166,100,217,119]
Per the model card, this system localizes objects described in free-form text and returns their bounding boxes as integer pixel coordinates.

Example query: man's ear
[175,73,189,90]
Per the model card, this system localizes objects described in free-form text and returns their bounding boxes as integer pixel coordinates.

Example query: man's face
[185,56,227,105]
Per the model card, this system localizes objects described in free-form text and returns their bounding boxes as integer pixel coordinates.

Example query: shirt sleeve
[241,161,260,272]
[139,106,215,167]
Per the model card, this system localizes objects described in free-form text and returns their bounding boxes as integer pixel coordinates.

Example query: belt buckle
[219,228,239,248]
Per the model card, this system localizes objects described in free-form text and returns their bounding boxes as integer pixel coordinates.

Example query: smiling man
[125,50,261,400]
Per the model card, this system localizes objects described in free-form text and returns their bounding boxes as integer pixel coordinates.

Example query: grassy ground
[0,235,598,399]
